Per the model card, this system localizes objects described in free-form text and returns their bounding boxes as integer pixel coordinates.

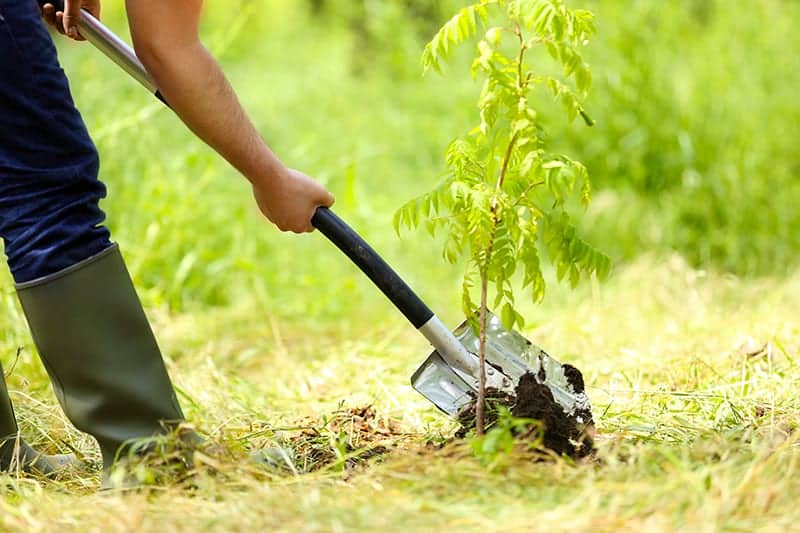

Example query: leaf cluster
[396,0,609,329]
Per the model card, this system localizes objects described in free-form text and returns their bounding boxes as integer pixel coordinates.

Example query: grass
[2,256,799,531]
[1,1,799,530]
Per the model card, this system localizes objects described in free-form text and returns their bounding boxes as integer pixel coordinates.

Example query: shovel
[59,7,591,422]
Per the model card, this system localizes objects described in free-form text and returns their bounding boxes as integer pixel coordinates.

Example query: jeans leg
[0,0,111,284]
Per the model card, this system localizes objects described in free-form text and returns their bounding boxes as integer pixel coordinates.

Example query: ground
[2,256,798,532]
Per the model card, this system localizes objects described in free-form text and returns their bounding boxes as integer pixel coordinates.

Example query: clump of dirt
[562,364,585,393]
[283,405,408,472]
[512,372,594,457]
[457,365,595,458]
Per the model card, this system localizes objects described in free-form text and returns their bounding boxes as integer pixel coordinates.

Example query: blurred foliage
[558,0,800,274]
[43,0,800,315]
[305,0,462,76]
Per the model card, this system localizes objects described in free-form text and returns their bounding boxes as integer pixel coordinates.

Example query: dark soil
[457,366,595,458]
[562,364,585,393]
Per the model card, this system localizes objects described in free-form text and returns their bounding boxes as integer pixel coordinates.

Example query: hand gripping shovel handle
[39,1,164,103]
[51,4,486,381]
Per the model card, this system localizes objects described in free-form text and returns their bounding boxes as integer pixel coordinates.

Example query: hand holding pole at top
[40,0,98,40]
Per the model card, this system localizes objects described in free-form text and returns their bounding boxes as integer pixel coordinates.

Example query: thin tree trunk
[474,27,526,434]
[476,271,489,435]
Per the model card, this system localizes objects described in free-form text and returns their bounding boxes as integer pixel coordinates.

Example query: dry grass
[1,255,799,532]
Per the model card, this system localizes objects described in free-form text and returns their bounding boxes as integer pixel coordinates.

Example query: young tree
[395,0,610,434]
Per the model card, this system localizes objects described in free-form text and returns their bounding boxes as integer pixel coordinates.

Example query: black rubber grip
[311,207,434,329]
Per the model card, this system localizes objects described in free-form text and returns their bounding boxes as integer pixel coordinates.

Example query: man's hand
[41,0,100,41]
[252,169,335,234]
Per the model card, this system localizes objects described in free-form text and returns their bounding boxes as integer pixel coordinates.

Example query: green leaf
[579,109,595,127]
[501,302,516,330]
[569,264,580,287]
[422,3,494,74]
[486,27,502,47]
[575,63,592,94]
[544,39,559,61]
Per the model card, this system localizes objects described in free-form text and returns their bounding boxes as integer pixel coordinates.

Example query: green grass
[1,0,799,530]
[2,256,799,531]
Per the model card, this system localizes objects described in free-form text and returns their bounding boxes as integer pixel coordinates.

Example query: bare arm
[125,1,274,189]
[46,0,333,233]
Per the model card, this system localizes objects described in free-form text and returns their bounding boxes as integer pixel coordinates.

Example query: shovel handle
[311,207,434,328]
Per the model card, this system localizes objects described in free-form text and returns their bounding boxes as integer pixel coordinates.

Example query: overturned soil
[457,365,595,458]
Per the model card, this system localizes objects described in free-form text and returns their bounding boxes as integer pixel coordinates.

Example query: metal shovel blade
[411,314,591,419]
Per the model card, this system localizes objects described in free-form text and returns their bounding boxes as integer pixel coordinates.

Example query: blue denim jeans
[0,0,111,284]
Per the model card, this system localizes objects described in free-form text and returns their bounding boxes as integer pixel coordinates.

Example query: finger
[306,209,318,233]
[42,4,57,27]
[55,12,67,35]
[316,191,335,208]
[62,0,81,39]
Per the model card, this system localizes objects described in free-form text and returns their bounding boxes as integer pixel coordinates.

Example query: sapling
[395,0,610,435]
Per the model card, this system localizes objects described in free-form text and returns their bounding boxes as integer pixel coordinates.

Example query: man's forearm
[123,0,333,233]
[126,0,284,188]
[134,41,283,187]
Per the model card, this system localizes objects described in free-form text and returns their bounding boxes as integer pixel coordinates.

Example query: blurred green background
[49,0,800,322]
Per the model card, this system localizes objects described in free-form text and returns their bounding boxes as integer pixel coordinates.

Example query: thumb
[62,0,81,39]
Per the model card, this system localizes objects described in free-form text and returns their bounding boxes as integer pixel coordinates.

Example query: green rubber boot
[15,244,191,483]
[0,361,78,476]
